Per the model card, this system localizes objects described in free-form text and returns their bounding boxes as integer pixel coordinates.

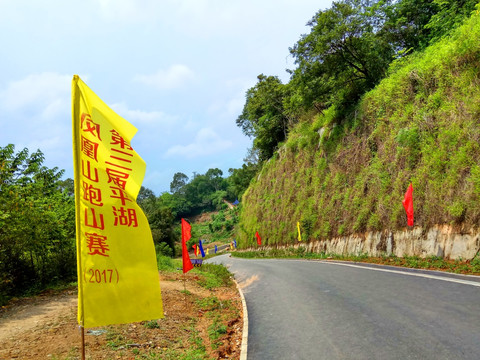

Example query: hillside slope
[237,12,480,253]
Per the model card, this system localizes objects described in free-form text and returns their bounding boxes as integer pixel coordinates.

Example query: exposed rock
[249,225,480,260]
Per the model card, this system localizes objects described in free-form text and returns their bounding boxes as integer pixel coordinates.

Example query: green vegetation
[160,167,253,221]
[236,0,479,162]
[195,263,232,289]
[143,319,161,329]
[236,5,480,249]
[156,254,232,289]
[157,253,176,271]
[88,259,237,359]
[0,145,76,305]
[139,167,251,258]
[232,249,480,275]
[105,330,125,350]
[188,208,239,250]
[195,296,222,311]
[208,317,228,350]
[3,0,480,309]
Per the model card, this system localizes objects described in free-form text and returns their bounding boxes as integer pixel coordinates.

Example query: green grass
[105,330,125,350]
[207,316,227,350]
[0,280,78,308]
[157,254,176,271]
[195,296,221,311]
[193,263,232,289]
[158,251,232,290]
[143,319,161,329]
[190,208,239,247]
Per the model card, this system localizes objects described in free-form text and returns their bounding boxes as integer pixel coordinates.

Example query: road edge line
[233,279,248,360]
[322,261,480,287]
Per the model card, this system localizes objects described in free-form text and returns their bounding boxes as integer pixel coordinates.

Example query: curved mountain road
[208,255,480,360]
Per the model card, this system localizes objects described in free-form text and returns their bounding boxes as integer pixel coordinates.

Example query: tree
[170,172,189,194]
[227,162,258,200]
[424,0,478,44]
[205,168,225,192]
[381,0,477,55]
[0,145,75,304]
[289,0,394,111]
[236,74,291,162]
[58,178,74,196]
[138,186,156,202]
[148,204,176,256]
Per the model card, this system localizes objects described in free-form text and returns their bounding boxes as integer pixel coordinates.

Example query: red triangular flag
[193,244,198,256]
[255,231,262,245]
[402,183,414,227]
[181,218,193,273]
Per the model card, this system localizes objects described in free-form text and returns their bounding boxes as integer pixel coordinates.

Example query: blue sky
[0,0,332,195]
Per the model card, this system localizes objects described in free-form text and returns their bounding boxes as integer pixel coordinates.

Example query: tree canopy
[0,144,75,304]
[236,74,291,162]
[235,0,479,164]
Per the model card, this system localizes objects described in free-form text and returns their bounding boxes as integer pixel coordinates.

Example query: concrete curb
[233,279,248,360]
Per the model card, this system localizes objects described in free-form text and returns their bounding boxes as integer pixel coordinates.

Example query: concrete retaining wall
[250,225,480,260]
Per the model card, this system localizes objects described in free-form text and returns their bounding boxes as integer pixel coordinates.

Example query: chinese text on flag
[72,75,163,328]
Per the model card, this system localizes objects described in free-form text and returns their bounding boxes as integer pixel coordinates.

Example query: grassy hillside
[172,207,239,256]
[237,12,480,247]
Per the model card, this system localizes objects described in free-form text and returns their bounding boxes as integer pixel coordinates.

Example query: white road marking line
[322,261,480,287]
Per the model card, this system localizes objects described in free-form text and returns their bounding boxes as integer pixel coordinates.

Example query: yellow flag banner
[297,221,302,242]
[72,75,163,328]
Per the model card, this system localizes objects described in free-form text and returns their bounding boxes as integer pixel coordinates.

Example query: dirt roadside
[0,272,242,359]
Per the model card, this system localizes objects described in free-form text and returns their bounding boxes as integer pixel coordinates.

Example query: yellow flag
[297,221,302,241]
[72,76,163,328]
[206,248,210,255]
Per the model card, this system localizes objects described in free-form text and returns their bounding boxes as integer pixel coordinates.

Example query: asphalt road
[208,255,480,360]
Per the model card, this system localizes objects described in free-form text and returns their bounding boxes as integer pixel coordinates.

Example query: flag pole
[183,272,187,307]
[72,75,86,360]
[81,327,86,360]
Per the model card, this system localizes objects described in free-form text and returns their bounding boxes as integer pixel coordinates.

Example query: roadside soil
[0,272,243,359]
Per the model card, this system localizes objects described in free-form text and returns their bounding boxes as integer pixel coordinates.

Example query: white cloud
[110,102,177,125]
[22,136,64,154]
[42,98,66,119]
[207,77,253,119]
[133,65,195,90]
[165,127,232,159]
[0,73,72,158]
[143,169,172,194]
[96,0,163,23]
[0,0,330,192]
[0,72,71,115]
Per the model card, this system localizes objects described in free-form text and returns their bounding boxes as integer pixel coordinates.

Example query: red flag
[193,244,198,256]
[255,231,262,245]
[402,183,414,227]
[181,218,193,273]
